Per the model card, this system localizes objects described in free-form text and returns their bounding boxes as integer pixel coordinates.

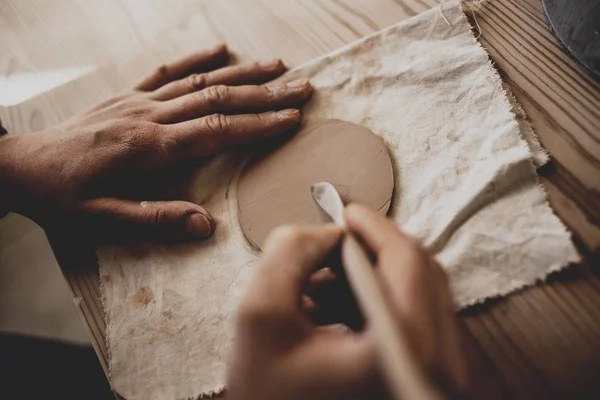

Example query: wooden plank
[472,0,600,236]
[2,0,600,398]
[463,2,600,397]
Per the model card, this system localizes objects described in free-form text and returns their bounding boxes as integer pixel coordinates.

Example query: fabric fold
[98,2,579,398]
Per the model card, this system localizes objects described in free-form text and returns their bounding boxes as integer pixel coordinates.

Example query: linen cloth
[98,2,579,398]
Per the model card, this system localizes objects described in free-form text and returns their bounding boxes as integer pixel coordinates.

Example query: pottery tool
[311,182,442,400]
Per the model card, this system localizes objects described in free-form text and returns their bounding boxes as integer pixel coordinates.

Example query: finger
[304,267,340,321]
[302,295,319,315]
[345,203,418,254]
[162,109,301,160]
[345,204,439,365]
[345,203,431,303]
[149,59,287,101]
[78,198,215,243]
[135,45,229,91]
[244,225,343,315]
[306,267,337,295]
[107,111,301,177]
[155,79,312,124]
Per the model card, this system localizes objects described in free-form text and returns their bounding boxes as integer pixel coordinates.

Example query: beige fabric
[98,2,579,399]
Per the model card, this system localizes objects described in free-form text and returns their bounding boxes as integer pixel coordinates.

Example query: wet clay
[237,119,394,250]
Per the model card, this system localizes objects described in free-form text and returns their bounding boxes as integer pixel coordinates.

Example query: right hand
[227,203,470,399]
[345,204,471,396]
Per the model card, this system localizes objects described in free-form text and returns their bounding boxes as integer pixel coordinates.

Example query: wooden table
[2,0,600,398]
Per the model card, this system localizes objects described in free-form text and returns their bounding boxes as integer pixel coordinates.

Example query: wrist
[0,133,26,214]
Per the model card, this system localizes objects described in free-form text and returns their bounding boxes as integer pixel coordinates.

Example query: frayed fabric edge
[98,254,114,392]
[100,1,577,398]
[453,0,580,310]
[457,259,580,309]
[187,386,226,400]
[456,0,549,167]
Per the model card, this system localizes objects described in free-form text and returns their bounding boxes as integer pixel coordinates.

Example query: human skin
[0,44,470,399]
[0,44,312,242]
[227,204,471,400]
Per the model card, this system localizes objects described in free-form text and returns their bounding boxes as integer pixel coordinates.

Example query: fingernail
[185,213,213,238]
[286,79,308,88]
[277,109,300,119]
[259,59,282,69]
[212,43,227,52]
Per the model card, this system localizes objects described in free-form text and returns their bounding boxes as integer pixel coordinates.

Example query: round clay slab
[237,119,394,250]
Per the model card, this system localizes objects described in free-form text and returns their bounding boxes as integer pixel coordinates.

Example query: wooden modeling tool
[311,182,442,400]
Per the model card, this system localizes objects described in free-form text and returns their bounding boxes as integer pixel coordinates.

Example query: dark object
[543,0,600,82]
[0,119,7,218]
[0,333,113,399]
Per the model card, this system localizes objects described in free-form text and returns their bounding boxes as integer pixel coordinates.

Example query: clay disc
[237,119,394,250]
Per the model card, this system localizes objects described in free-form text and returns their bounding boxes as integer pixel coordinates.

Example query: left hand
[0,44,312,242]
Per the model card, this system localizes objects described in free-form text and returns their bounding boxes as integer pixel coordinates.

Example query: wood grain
[2,0,600,398]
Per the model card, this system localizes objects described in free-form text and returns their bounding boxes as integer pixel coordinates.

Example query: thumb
[78,197,215,243]
[246,225,343,315]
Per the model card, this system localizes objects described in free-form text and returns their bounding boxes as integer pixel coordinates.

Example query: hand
[227,204,470,400]
[0,44,312,242]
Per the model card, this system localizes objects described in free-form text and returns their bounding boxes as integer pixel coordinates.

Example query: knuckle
[153,127,180,160]
[147,207,167,228]
[201,84,229,104]
[120,123,162,153]
[186,73,207,91]
[254,112,269,123]
[119,100,155,119]
[90,126,117,146]
[120,128,146,152]
[263,84,276,100]
[147,121,163,138]
[203,113,229,134]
